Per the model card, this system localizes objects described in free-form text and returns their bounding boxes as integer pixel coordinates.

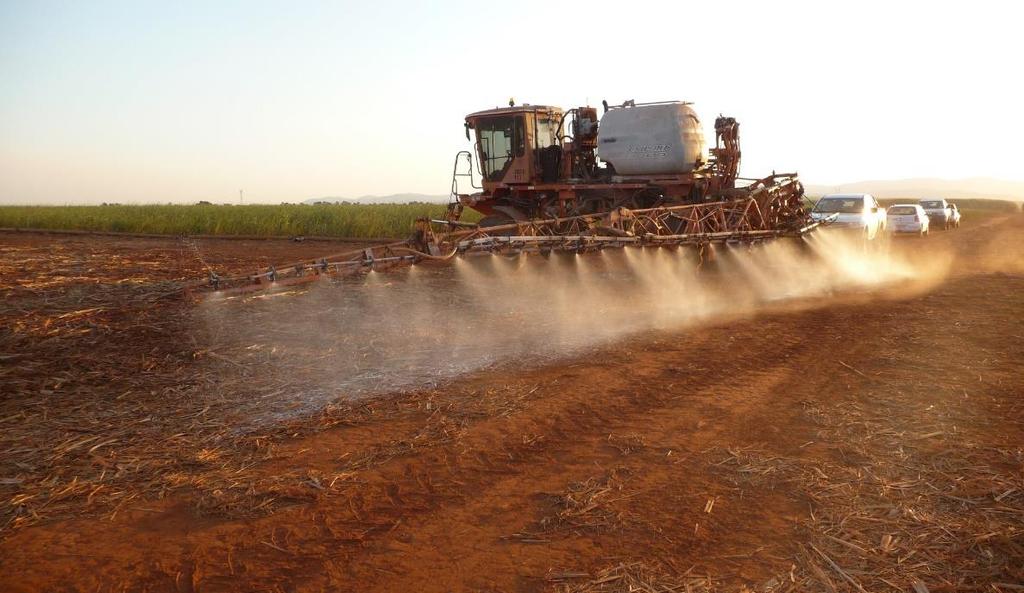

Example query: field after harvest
[0,202,481,239]
[0,205,1022,593]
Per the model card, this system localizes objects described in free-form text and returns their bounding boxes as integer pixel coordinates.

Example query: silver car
[886,204,930,236]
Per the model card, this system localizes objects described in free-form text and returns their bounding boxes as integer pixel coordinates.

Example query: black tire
[477,214,517,236]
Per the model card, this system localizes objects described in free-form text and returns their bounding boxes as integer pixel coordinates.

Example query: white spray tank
[596,101,707,175]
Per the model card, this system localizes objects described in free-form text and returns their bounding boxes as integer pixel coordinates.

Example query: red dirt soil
[1,216,1022,592]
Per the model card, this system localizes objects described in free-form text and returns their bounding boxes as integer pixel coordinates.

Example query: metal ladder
[446,150,479,222]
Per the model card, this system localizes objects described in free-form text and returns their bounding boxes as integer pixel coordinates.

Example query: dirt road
[1,215,1022,592]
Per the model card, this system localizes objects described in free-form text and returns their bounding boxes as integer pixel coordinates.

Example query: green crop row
[0,203,483,239]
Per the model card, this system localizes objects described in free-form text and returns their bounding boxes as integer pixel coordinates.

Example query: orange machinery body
[455,101,743,225]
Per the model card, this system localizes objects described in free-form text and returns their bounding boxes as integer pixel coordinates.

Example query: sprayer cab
[465,105,564,186]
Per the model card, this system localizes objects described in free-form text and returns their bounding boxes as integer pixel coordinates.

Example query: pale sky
[0,0,1020,204]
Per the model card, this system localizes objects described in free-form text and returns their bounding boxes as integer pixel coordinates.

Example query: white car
[810,193,885,240]
[886,204,929,236]
[919,198,953,229]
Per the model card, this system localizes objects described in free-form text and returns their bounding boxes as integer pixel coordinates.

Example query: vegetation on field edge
[0,203,482,239]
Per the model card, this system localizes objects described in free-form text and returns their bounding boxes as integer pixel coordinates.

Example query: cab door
[475,115,528,184]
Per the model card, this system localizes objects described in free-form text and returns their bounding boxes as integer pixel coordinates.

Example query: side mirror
[464,123,471,141]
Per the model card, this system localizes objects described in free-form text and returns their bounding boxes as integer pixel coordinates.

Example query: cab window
[476,116,525,181]
[535,115,558,149]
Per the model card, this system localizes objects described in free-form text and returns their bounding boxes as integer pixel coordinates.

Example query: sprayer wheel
[478,214,517,237]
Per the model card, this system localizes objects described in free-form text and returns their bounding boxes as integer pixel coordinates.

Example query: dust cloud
[196,229,951,420]
[975,227,1024,275]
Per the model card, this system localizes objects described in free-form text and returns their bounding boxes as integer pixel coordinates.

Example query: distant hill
[304,193,448,205]
[804,177,1024,201]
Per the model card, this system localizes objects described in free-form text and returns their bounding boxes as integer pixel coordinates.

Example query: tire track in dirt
[1,304,868,591]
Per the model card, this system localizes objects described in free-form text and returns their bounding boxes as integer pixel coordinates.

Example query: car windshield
[921,200,944,209]
[888,206,917,215]
[814,198,863,213]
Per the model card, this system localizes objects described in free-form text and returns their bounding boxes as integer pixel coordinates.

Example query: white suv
[810,193,885,240]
